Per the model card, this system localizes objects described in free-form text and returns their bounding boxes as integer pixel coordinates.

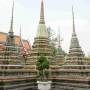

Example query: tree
[47,27,57,56]
[36,55,50,80]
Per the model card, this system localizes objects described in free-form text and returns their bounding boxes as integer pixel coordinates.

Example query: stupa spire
[70,6,80,49]
[39,0,45,24]
[63,7,85,68]
[36,0,48,38]
[6,0,15,46]
[19,25,23,47]
[58,27,61,48]
[20,25,22,39]
[55,27,65,65]
[9,0,14,35]
[57,27,65,55]
[72,6,75,33]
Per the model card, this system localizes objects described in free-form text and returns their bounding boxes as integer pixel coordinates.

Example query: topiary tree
[36,55,50,81]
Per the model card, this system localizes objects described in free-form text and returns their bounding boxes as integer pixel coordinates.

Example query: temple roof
[0,32,31,50]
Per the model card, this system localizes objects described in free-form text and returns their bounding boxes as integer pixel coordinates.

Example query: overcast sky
[0,0,90,55]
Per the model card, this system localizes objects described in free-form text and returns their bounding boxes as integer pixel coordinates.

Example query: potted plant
[36,55,52,90]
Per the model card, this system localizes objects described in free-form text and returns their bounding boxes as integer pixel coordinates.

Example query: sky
[0,0,90,56]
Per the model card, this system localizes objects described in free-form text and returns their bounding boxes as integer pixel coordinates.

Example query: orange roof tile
[0,33,6,42]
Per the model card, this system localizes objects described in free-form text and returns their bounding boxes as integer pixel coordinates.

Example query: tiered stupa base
[26,37,61,77]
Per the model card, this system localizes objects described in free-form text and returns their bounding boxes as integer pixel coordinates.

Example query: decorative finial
[39,0,45,24]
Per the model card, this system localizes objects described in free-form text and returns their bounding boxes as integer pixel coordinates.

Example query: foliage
[36,55,50,80]
[51,45,57,56]
[47,27,58,56]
